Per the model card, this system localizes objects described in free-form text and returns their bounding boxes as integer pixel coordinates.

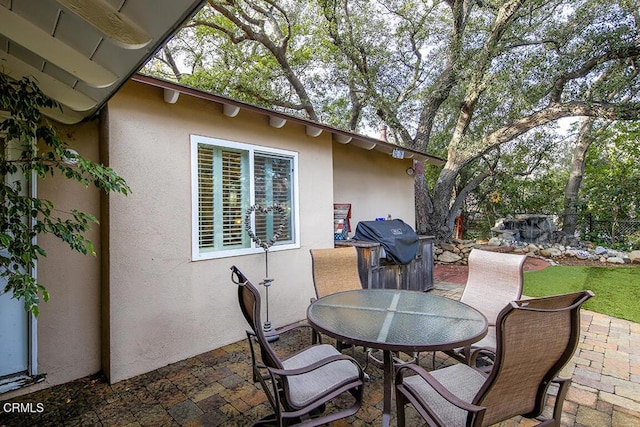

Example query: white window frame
[191,135,300,260]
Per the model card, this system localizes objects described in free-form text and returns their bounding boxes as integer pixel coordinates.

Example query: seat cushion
[403,363,486,427]
[282,344,361,408]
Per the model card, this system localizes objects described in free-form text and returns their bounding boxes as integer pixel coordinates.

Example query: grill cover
[353,219,419,265]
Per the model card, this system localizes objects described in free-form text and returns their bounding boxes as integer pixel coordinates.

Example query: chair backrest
[474,290,593,426]
[310,246,363,298]
[231,265,284,371]
[460,249,527,324]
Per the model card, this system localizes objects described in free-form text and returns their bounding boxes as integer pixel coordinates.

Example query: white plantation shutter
[197,144,215,250]
[192,135,297,259]
[197,144,248,252]
[221,150,245,247]
[254,154,293,243]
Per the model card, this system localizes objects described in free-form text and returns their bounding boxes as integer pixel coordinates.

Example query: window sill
[193,242,300,261]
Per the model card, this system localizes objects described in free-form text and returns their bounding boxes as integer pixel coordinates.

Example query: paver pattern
[1,269,639,426]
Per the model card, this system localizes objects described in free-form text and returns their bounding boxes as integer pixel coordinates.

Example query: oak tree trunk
[561,118,595,236]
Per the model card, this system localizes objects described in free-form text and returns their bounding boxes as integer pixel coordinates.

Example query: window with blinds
[192,135,298,260]
[254,153,293,244]
[197,145,248,251]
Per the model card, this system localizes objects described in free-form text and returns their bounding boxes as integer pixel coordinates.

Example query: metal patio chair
[310,247,363,352]
[231,265,365,426]
[444,249,527,368]
[396,290,594,427]
[309,247,416,367]
[310,246,363,299]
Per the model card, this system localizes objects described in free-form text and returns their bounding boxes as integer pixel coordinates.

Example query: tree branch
[449,169,493,226]
[235,83,307,111]
[202,0,318,120]
[551,45,640,102]
[483,100,640,158]
[414,0,472,151]
[162,46,183,81]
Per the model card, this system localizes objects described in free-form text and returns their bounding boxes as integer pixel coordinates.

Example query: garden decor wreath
[243,204,287,337]
[244,204,287,250]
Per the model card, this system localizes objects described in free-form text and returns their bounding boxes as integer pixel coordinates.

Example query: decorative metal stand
[244,204,287,342]
[260,250,276,341]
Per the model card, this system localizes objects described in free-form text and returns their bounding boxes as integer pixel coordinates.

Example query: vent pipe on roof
[379,124,388,141]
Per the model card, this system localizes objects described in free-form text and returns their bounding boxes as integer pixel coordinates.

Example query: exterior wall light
[62,148,79,165]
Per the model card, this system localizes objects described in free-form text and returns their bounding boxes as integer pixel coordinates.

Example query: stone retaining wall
[434,237,640,265]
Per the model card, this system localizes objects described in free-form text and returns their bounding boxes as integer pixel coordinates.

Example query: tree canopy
[583,122,640,222]
[145,0,640,241]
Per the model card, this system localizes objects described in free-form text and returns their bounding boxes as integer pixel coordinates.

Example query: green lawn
[523,266,640,323]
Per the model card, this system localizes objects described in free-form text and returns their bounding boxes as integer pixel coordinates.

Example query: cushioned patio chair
[444,249,527,368]
[231,265,366,426]
[396,290,594,427]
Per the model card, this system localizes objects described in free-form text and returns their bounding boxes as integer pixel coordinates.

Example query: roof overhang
[0,0,204,124]
[132,74,445,166]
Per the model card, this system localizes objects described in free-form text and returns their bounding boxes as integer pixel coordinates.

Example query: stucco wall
[332,142,417,235]
[1,79,422,395]
[104,81,336,382]
[6,120,103,397]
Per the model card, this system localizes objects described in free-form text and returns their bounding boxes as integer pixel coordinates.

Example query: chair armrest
[273,321,313,334]
[395,363,486,425]
[468,346,496,368]
[264,352,365,418]
[547,377,571,423]
[269,353,364,379]
[551,376,571,389]
[250,321,322,344]
[268,353,366,407]
[275,321,322,344]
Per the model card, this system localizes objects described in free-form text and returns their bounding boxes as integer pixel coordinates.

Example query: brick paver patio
[1,280,639,426]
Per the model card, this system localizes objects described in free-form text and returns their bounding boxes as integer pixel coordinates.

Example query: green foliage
[144,0,640,240]
[627,232,640,250]
[465,134,571,220]
[583,228,640,251]
[583,122,640,221]
[571,121,640,247]
[524,266,640,323]
[0,74,131,315]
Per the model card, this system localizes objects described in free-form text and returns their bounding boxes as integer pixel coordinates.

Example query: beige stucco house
[1,0,442,399]
[3,74,442,397]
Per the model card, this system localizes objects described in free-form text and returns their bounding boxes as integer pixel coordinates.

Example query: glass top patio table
[307,289,487,427]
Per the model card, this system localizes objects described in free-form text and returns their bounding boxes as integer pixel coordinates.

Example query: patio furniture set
[231,247,593,426]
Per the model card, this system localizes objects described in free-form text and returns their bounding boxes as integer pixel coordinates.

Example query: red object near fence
[454,215,464,239]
